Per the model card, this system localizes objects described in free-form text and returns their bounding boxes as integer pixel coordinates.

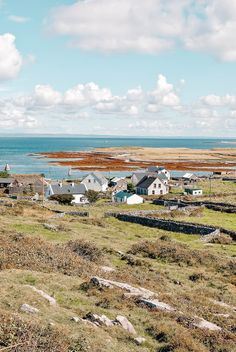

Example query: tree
[85,190,99,203]
[0,171,9,178]
[127,182,135,193]
[50,194,73,205]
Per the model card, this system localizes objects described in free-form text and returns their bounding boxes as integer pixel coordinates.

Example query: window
[152,190,155,195]
[88,179,91,183]
[158,184,161,188]
[160,190,163,195]
[154,183,156,188]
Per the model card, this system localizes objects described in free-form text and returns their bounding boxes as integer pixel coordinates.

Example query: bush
[49,194,73,205]
[67,239,103,263]
[85,190,99,203]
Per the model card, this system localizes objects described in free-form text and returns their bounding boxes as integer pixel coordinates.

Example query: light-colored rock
[134,337,146,345]
[84,313,114,327]
[212,300,236,311]
[90,277,154,299]
[138,298,175,312]
[20,303,39,314]
[71,316,81,323]
[26,285,56,306]
[214,313,230,318]
[43,223,58,231]
[101,266,116,273]
[193,317,222,331]
[114,315,136,335]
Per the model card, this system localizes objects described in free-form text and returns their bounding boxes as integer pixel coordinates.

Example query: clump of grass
[129,239,236,272]
[146,320,207,352]
[79,218,107,228]
[0,232,95,277]
[0,309,70,352]
[210,234,233,245]
[66,239,103,263]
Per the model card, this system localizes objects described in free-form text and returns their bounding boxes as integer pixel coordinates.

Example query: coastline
[36,146,236,172]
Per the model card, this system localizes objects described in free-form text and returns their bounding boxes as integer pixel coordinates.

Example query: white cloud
[149,74,181,108]
[34,85,62,106]
[0,33,23,81]
[8,15,30,23]
[49,0,236,61]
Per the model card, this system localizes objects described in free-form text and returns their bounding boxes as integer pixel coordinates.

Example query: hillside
[0,200,235,352]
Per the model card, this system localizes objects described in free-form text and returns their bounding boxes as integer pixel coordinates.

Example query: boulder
[138,298,175,312]
[114,315,136,335]
[43,223,58,232]
[84,313,114,327]
[134,337,146,345]
[20,303,39,314]
[193,317,221,331]
[90,277,154,299]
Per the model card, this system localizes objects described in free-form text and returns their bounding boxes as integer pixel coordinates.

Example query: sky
[0,0,236,137]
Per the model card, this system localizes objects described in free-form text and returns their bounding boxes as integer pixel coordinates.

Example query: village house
[184,188,203,196]
[136,175,169,196]
[182,173,198,184]
[0,177,13,189]
[112,190,144,205]
[7,175,47,196]
[46,182,88,204]
[81,171,108,192]
[146,165,171,180]
[109,177,128,192]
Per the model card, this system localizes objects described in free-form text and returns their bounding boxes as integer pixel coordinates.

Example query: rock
[90,277,154,299]
[214,313,230,318]
[193,317,222,331]
[114,315,136,335]
[134,337,146,345]
[84,313,114,327]
[20,303,39,314]
[71,316,81,323]
[212,300,236,311]
[138,298,175,312]
[43,223,58,231]
[26,285,56,306]
[101,266,116,273]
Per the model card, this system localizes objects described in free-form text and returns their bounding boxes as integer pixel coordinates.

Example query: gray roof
[85,171,108,185]
[0,177,13,184]
[133,172,168,182]
[50,183,87,195]
[136,176,165,189]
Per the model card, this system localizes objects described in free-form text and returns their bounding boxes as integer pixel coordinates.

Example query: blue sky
[0,0,236,136]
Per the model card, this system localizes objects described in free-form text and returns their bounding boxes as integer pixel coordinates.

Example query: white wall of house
[71,194,89,204]
[136,180,168,196]
[127,194,144,204]
[81,174,108,192]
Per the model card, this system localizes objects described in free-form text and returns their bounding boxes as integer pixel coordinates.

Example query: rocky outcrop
[115,315,136,334]
[26,285,56,306]
[90,277,154,299]
[138,298,175,312]
[20,303,39,314]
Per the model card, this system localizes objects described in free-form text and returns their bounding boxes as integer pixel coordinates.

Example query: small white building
[136,175,169,196]
[81,171,108,192]
[46,182,89,204]
[146,166,171,180]
[184,188,203,196]
[113,191,144,205]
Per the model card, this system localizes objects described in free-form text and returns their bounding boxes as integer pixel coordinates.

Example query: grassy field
[0,200,235,352]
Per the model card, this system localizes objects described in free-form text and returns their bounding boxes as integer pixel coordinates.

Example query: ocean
[0,136,235,179]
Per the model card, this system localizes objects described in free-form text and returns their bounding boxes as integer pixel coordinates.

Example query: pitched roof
[50,183,87,195]
[114,191,133,199]
[85,171,108,185]
[136,175,167,189]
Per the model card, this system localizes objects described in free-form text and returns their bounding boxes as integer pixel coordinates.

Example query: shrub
[67,239,103,263]
[85,190,99,203]
[49,194,73,205]
[0,232,94,277]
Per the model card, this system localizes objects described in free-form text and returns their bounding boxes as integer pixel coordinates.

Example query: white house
[81,171,108,192]
[113,191,144,205]
[184,188,203,196]
[146,166,171,180]
[136,175,169,196]
[46,182,89,204]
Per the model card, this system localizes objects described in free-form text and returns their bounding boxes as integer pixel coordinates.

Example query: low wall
[107,212,236,240]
